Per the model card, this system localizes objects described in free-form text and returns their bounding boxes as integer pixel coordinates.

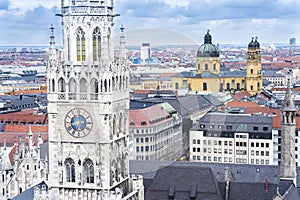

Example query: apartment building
[189,112,274,165]
[129,103,182,161]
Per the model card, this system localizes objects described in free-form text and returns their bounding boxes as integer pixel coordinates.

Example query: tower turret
[280,73,297,184]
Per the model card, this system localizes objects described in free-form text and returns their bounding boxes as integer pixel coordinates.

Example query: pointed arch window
[65,158,75,182]
[84,159,94,183]
[93,27,101,61]
[76,27,86,61]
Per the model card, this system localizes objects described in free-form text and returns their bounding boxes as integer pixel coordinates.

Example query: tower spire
[282,71,296,111]
[49,24,57,66]
[280,70,297,184]
[119,25,126,61]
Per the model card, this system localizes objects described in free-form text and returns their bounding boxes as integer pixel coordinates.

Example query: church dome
[197,30,219,57]
[248,37,260,48]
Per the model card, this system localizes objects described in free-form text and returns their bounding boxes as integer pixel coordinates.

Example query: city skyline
[0,0,299,46]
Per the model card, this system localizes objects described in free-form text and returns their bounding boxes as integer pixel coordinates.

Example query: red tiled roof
[129,104,170,127]
[0,111,48,126]
[245,106,272,115]
[230,91,252,102]
[226,101,259,108]
[3,125,48,133]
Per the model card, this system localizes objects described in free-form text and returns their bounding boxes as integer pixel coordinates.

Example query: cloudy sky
[0,0,299,46]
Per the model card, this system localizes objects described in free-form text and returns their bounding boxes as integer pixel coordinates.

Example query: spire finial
[120,25,125,33]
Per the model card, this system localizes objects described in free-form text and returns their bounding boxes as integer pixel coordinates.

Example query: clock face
[64,108,93,137]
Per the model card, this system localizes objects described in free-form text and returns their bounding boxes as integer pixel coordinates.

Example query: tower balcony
[61,5,113,16]
[48,90,129,103]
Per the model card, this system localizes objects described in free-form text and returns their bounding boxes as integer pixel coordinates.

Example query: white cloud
[164,0,190,7]
[8,0,58,14]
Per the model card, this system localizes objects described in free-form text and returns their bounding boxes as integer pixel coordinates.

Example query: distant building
[129,103,182,161]
[140,43,151,65]
[290,38,296,46]
[172,31,263,95]
[263,70,287,87]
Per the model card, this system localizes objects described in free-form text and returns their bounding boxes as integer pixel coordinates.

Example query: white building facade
[190,113,274,165]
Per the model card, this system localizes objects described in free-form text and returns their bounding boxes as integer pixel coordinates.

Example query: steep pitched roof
[145,165,223,200]
[129,104,171,127]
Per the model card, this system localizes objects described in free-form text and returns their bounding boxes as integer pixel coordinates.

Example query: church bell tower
[246,37,263,95]
[47,0,130,199]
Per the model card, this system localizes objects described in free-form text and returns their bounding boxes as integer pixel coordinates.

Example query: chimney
[265,178,269,192]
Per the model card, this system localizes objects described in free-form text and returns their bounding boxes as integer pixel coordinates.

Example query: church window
[226,83,230,90]
[205,64,208,71]
[250,85,253,90]
[237,83,240,90]
[76,27,86,61]
[52,79,55,92]
[231,80,235,89]
[251,69,253,74]
[104,79,108,92]
[93,27,101,61]
[67,37,70,61]
[65,158,75,182]
[203,82,207,91]
[69,78,76,93]
[58,77,65,92]
[79,78,88,93]
[84,159,94,183]
[242,80,245,89]
[257,82,260,90]
[198,64,200,71]
[213,63,216,71]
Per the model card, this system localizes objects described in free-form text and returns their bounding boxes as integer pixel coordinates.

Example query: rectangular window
[253,126,259,131]
[205,64,208,70]
[197,140,200,144]
[263,127,268,131]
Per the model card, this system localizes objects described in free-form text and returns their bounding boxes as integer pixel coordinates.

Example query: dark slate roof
[191,112,273,135]
[264,70,286,77]
[130,160,300,200]
[175,71,220,78]
[130,160,281,184]
[145,165,223,200]
[129,94,223,116]
[168,95,223,117]
[130,100,160,110]
[228,180,293,200]
[219,70,246,78]
[12,181,48,200]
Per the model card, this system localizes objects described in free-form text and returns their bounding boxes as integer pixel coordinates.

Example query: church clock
[64,108,93,138]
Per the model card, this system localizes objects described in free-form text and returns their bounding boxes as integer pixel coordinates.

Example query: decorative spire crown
[282,72,296,111]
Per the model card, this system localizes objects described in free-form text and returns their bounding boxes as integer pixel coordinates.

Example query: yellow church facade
[172,31,262,95]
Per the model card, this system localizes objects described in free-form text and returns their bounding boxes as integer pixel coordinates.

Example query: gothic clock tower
[47,0,130,199]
